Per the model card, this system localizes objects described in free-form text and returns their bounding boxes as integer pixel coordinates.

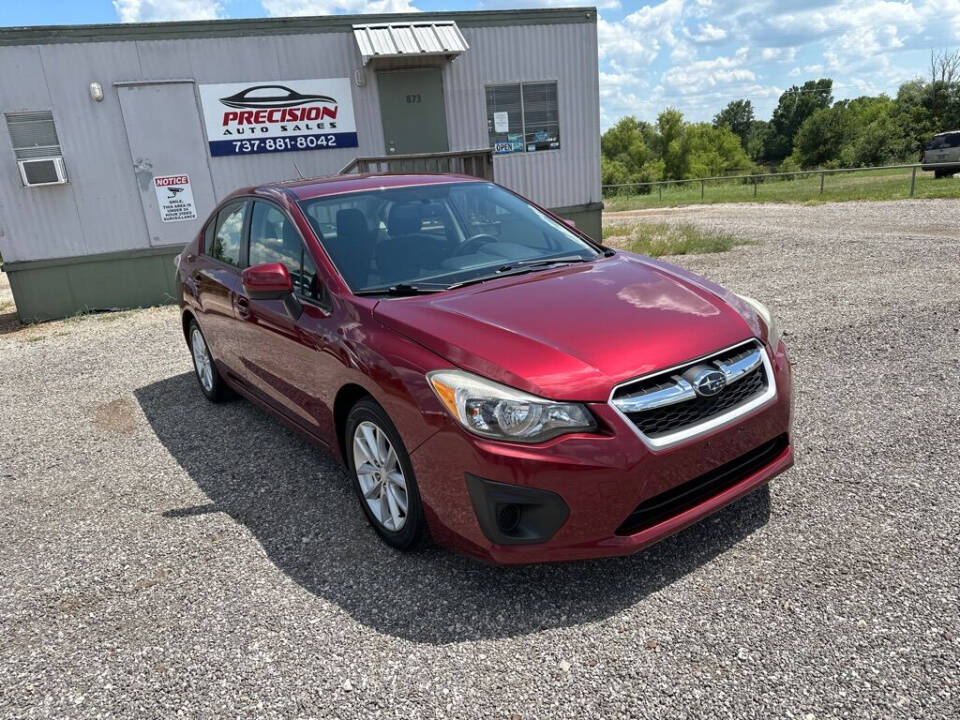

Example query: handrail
[339,148,494,178]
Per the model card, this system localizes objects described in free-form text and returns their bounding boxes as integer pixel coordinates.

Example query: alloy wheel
[190,327,214,393]
[352,420,409,532]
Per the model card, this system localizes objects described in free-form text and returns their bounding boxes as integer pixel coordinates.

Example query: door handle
[236,295,251,318]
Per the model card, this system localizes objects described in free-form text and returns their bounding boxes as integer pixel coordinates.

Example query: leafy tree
[790,96,895,168]
[788,95,914,169]
[681,123,754,177]
[599,116,663,192]
[745,120,771,164]
[713,99,755,147]
[765,79,833,163]
[656,109,687,178]
[600,110,754,189]
[600,116,656,171]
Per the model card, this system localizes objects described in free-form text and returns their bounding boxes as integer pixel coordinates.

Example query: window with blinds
[485,82,560,155]
[6,111,62,160]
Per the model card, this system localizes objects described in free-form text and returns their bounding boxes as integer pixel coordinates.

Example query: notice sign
[493,111,509,133]
[198,78,359,157]
[154,174,197,223]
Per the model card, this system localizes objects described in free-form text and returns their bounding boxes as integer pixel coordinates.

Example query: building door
[377,69,449,155]
[118,82,217,247]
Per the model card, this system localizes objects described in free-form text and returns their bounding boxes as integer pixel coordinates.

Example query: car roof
[251,173,486,202]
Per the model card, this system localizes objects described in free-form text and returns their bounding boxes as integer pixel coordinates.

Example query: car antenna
[292,160,305,179]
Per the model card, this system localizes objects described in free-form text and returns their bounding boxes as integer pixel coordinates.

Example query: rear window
[925,133,960,150]
[206,202,246,267]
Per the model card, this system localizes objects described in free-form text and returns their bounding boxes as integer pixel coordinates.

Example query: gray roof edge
[0,7,597,46]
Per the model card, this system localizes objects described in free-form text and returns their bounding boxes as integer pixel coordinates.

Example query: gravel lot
[1,200,958,719]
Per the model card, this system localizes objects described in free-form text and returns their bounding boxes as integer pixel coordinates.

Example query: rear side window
[926,134,960,150]
[207,202,246,266]
[249,201,323,302]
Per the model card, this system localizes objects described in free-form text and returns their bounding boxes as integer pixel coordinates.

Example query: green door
[377,69,449,155]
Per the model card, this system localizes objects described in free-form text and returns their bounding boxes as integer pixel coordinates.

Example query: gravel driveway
[1,200,958,719]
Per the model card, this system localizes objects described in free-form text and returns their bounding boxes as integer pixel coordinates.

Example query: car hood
[373,253,760,401]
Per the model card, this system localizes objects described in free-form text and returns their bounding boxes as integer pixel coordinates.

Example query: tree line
[601,50,960,188]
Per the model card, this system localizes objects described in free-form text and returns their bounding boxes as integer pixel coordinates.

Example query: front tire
[188,320,228,402]
[345,398,427,551]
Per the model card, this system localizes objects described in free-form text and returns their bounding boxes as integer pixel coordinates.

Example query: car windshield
[298,181,601,294]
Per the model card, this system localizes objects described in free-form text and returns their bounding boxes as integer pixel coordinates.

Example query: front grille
[612,341,771,440]
[615,433,788,536]
[628,365,766,436]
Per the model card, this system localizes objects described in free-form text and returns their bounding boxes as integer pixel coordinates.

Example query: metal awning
[352,21,469,66]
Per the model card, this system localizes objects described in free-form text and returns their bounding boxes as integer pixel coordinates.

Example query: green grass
[602,222,751,257]
[603,167,960,211]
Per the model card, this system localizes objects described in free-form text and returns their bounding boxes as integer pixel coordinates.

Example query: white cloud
[760,47,797,63]
[687,22,727,42]
[664,63,757,94]
[113,0,222,22]
[261,0,419,16]
[598,16,659,68]
[625,0,685,31]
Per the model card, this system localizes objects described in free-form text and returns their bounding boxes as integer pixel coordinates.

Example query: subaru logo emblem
[693,369,726,397]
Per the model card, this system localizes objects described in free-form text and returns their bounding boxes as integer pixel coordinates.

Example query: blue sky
[3,1,958,128]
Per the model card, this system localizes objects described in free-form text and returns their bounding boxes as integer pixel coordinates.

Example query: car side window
[202,217,216,254]
[207,202,246,266]
[249,201,325,304]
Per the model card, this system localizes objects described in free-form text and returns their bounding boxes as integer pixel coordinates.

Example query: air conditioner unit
[17,156,67,187]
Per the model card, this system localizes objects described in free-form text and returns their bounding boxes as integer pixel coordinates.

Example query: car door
[234,200,345,442]
[192,200,249,378]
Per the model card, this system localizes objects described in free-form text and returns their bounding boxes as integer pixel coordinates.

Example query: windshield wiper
[447,256,595,291]
[495,255,591,273]
[353,283,445,297]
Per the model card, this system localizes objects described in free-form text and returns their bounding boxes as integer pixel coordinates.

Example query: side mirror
[562,218,577,229]
[241,262,302,320]
[242,262,293,299]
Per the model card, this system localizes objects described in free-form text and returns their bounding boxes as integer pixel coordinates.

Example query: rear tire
[188,320,229,402]
[345,398,427,551]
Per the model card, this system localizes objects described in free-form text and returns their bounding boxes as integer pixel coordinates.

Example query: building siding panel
[38,42,152,257]
[0,45,88,263]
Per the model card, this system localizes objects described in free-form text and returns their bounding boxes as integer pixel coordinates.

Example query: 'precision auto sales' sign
[198,78,359,157]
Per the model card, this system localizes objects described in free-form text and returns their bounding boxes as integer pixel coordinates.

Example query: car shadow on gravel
[136,372,771,645]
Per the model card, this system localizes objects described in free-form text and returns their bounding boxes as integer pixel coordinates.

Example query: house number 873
[405,94,422,103]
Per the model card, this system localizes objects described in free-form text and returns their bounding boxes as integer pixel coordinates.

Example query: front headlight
[427,369,596,443]
[738,294,783,349]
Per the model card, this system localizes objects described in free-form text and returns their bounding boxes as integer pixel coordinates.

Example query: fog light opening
[495,503,521,534]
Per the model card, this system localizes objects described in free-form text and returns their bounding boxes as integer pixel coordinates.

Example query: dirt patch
[91,398,137,435]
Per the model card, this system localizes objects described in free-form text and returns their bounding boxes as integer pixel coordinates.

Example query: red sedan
[176,174,793,564]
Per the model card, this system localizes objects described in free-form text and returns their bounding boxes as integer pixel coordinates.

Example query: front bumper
[409,341,794,565]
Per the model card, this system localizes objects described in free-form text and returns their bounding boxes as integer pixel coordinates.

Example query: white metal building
[0,7,601,320]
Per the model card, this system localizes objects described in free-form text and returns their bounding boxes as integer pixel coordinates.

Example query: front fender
[333,314,454,462]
